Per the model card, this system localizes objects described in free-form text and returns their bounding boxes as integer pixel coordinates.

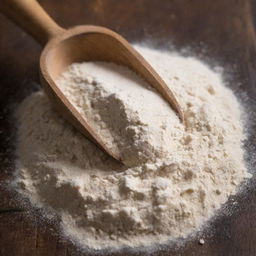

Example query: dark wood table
[1,1,256,255]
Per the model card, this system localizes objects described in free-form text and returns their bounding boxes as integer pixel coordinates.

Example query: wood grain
[1,0,256,255]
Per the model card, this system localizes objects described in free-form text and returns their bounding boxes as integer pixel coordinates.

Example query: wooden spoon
[0,0,183,162]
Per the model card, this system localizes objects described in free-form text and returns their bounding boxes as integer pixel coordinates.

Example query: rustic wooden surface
[1,0,256,255]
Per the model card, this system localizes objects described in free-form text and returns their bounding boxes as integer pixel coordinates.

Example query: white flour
[57,59,179,166]
[15,46,251,249]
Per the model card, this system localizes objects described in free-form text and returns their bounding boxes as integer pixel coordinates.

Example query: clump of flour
[15,46,251,249]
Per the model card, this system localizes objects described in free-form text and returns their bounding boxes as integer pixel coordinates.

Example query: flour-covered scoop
[0,0,183,162]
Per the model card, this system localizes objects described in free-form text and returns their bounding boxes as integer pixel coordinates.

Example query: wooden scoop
[0,0,183,162]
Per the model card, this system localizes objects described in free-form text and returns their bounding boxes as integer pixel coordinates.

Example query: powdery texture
[15,46,250,249]
[57,61,179,166]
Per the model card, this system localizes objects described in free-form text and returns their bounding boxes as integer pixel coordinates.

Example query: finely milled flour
[15,46,251,249]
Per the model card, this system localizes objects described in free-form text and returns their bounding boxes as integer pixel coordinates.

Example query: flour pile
[15,46,250,249]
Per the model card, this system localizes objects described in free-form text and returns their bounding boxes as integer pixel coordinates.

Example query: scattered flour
[15,46,251,249]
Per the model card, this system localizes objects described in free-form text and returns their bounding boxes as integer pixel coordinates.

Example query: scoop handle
[0,0,64,45]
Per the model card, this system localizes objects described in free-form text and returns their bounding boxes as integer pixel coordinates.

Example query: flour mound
[15,46,250,249]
